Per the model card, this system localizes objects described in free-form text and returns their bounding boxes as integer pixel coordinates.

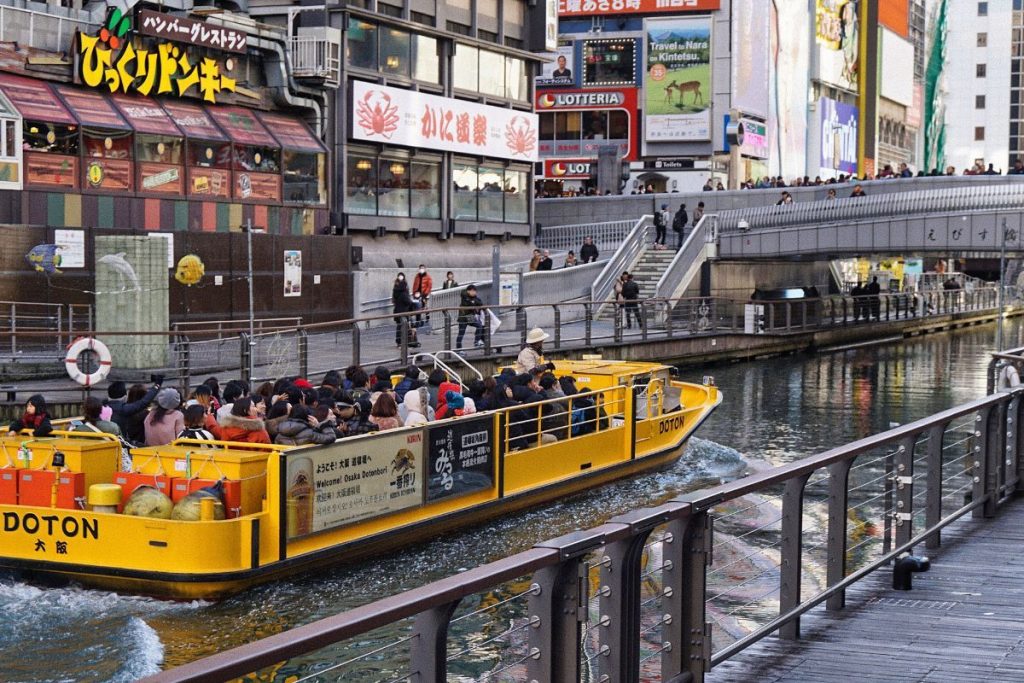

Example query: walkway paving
[707,496,1024,682]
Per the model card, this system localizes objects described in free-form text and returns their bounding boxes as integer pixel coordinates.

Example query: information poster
[285,430,424,538]
[283,250,302,297]
[53,229,84,268]
[426,415,495,502]
[644,17,712,141]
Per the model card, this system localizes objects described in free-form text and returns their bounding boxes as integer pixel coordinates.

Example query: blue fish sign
[26,244,63,275]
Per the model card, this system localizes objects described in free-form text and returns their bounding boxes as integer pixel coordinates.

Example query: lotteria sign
[544,159,593,179]
[536,88,637,111]
[77,8,236,103]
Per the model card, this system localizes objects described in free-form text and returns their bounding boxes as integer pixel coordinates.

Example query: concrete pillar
[94,235,168,370]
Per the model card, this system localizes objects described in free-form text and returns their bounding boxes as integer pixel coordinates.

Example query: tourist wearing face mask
[412,264,433,327]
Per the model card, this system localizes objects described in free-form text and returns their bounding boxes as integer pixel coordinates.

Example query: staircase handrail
[535,218,636,253]
[590,215,652,303]
[654,214,715,300]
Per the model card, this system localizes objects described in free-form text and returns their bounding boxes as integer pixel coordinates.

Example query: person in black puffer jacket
[273,405,337,447]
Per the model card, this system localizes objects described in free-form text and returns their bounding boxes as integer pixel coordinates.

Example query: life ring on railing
[65,337,112,387]
[998,364,1021,391]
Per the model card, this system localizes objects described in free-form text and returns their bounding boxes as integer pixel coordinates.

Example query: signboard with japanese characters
[425,415,496,502]
[285,429,425,539]
[137,9,248,53]
[644,16,713,141]
[351,81,539,162]
[76,8,237,103]
[558,0,719,17]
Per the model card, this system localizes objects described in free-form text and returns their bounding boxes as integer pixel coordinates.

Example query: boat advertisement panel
[426,415,496,502]
[644,16,712,141]
[285,430,424,538]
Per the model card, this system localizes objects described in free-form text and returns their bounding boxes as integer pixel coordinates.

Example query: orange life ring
[65,337,112,387]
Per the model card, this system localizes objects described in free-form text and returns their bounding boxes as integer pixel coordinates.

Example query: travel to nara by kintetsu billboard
[644,16,712,141]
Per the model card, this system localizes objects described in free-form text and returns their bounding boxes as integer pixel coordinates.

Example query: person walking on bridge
[673,204,688,250]
[654,204,669,246]
[580,236,599,263]
[866,276,882,321]
[622,273,641,329]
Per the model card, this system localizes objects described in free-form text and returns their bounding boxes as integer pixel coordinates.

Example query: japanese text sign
[351,81,538,162]
[138,9,248,54]
[425,415,496,502]
[558,0,719,17]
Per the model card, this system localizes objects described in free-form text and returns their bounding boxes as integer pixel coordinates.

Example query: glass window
[83,129,132,159]
[347,154,377,215]
[976,95,987,109]
[411,162,440,218]
[608,110,629,139]
[583,39,636,85]
[504,169,528,223]
[978,1,988,15]
[555,112,581,141]
[479,51,505,97]
[478,166,504,221]
[505,57,529,102]
[284,151,326,204]
[2,120,15,159]
[975,126,985,141]
[137,135,182,164]
[379,159,411,216]
[454,44,479,91]
[582,111,607,139]
[23,121,78,155]
[452,162,478,219]
[539,113,555,141]
[413,35,439,83]
[347,18,378,70]
[977,32,988,47]
[977,63,987,77]
[234,146,279,173]
[188,141,231,168]
[381,27,411,77]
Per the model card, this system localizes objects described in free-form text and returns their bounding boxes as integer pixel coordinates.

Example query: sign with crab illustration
[351,82,539,162]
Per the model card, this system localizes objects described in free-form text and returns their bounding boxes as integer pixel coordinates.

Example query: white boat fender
[997,364,1021,391]
[65,337,112,387]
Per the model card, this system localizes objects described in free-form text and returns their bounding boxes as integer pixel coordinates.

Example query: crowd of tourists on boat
[6,328,607,452]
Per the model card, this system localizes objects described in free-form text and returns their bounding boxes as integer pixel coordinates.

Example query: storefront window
[452,162,478,219]
[412,35,439,83]
[381,27,411,77]
[188,141,231,168]
[378,159,411,216]
[284,151,326,204]
[453,44,479,91]
[555,112,581,141]
[234,146,279,173]
[582,111,607,139]
[583,39,636,85]
[23,121,78,155]
[479,51,505,98]
[539,114,555,141]
[504,169,528,223]
[347,154,377,215]
[608,110,629,139]
[348,18,378,70]
[505,57,529,102]
[83,129,132,159]
[411,161,440,218]
[137,135,182,164]
[478,166,504,221]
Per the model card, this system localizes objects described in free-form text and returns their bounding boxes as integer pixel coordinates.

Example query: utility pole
[247,217,255,381]
[997,217,1007,351]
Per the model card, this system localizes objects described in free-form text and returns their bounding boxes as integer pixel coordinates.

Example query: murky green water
[1,318,1020,682]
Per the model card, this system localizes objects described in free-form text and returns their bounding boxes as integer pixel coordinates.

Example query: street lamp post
[997,217,1007,352]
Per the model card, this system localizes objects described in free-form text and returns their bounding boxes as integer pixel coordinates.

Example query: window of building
[975,126,986,140]
[479,50,506,97]
[977,63,987,77]
[978,32,988,47]
[977,95,987,109]
[378,158,411,216]
[410,11,435,27]
[979,1,988,15]
[23,121,78,156]
[187,141,230,169]
[504,169,528,223]
[505,57,529,101]
[446,21,472,36]
[555,112,581,141]
[583,39,636,85]
[412,35,439,83]
[454,44,479,91]
[478,29,499,43]
[452,162,478,219]
[380,27,411,77]
[347,154,377,214]
[136,135,182,164]
[411,161,440,218]
[233,145,279,173]
[0,119,17,160]
[450,163,529,223]
[347,18,378,70]
[83,129,132,160]
[283,151,326,204]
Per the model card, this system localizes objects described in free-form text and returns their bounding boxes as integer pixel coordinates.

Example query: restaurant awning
[0,74,75,125]
[54,86,131,130]
[160,101,227,142]
[205,106,278,147]
[110,93,183,136]
[256,112,327,154]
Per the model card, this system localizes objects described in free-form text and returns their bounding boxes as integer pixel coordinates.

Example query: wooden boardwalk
[707,496,1024,683]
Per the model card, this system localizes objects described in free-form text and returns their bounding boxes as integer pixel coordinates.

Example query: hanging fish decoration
[25,244,63,275]
[174,254,205,286]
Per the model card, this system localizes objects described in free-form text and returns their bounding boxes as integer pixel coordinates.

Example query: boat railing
[501,385,630,451]
[142,386,1024,683]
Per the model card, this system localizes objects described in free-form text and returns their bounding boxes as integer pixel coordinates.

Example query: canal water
[2,319,1022,682]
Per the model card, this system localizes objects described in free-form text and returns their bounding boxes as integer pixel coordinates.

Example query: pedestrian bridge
[143,347,1024,683]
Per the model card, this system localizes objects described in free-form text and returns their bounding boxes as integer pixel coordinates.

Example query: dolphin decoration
[98,252,141,293]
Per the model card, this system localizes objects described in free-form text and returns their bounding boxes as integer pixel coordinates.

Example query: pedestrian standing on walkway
[412,265,433,326]
[850,184,868,198]
[580,236,599,263]
[529,249,542,271]
[392,273,421,348]
[456,284,485,349]
[563,251,577,267]
[692,201,705,228]
[673,204,688,250]
[654,204,669,246]
[866,276,882,320]
[441,271,459,289]
[622,273,641,329]
[537,250,554,271]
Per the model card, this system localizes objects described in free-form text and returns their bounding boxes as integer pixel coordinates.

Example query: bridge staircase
[596,246,675,320]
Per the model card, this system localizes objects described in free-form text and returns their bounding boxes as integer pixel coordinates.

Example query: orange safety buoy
[65,337,112,387]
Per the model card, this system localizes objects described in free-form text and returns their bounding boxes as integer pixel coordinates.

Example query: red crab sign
[352,82,539,162]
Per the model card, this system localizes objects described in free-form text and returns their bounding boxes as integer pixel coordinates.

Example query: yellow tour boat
[0,359,720,599]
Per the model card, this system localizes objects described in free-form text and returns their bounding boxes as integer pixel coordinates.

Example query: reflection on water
[1,318,1020,681]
